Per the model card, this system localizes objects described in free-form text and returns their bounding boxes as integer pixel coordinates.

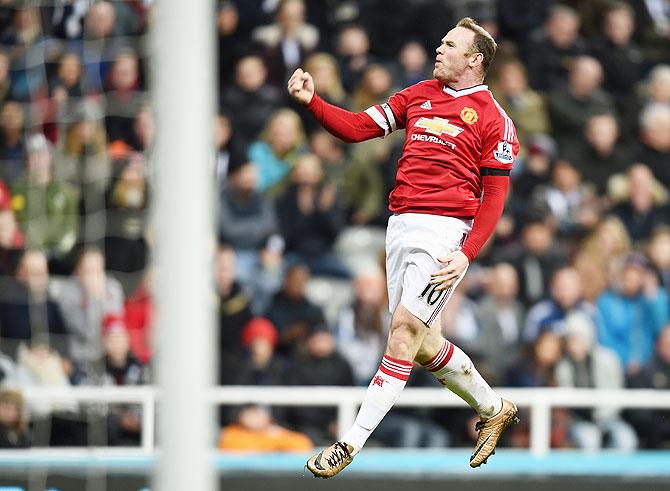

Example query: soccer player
[288,17,519,478]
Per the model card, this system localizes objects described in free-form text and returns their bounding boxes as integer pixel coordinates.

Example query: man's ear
[469,52,484,69]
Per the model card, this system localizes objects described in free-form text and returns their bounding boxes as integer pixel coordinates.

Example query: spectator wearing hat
[597,253,670,374]
[99,314,148,446]
[11,134,78,260]
[556,312,638,450]
[225,317,285,386]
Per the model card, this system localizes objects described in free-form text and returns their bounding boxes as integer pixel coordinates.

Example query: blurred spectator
[0,101,27,185]
[215,112,246,186]
[589,1,643,137]
[265,262,326,355]
[349,64,395,112]
[55,99,110,245]
[218,404,313,452]
[556,312,638,450]
[45,52,84,141]
[248,108,307,192]
[50,248,124,370]
[629,1,670,65]
[597,253,669,375]
[220,54,282,144]
[648,227,670,292]
[565,112,631,194]
[216,245,253,372]
[547,56,615,150]
[252,0,319,86]
[219,157,279,280]
[104,49,146,146]
[491,59,550,146]
[635,103,670,188]
[531,159,599,237]
[0,389,29,448]
[334,269,389,385]
[645,64,670,107]
[510,134,556,204]
[310,128,384,225]
[103,154,150,277]
[275,153,348,277]
[335,24,375,93]
[0,206,24,276]
[127,105,155,154]
[498,0,553,44]
[627,324,670,448]
[0,51,11,108]
[507,331,562,387]
[296,52,347,133]
[225,317,285,386]
[99,315,148,446]
[523,266,598,342]
[580,216,632,281]
[217,1,244,89]
[0,250,69,361]
[392,41,431,88]
[123,270,154,365]
[611,164,670,242]
[524,5,588,91]
[285,327,354,444]
[78,1,141,94]
[473,263,526,385]
[1,7,50,102]
[11,134,78,260]
[502,219,567,307]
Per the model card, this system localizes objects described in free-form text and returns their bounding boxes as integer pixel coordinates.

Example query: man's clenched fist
[287,68,315,105]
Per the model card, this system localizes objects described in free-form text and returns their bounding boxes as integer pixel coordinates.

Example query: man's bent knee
[386,309,426,360]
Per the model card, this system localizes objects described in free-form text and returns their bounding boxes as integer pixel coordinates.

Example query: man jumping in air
[288,17,519,478]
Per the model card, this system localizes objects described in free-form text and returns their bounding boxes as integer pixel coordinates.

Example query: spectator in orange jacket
[219,404,312,452]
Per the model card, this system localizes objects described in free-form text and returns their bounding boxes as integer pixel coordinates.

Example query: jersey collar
[442,84,489,98]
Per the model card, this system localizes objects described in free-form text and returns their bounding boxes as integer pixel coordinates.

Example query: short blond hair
[457,17,497,75]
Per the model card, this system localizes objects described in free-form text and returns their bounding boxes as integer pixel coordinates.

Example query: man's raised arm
[287,68,384,143]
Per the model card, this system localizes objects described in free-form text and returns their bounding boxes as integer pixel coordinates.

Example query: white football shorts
[385,212,472,326]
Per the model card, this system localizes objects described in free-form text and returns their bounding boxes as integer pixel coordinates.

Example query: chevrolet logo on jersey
[414,117,464,137]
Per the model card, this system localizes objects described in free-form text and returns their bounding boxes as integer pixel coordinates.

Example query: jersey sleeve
[479,107,519,175]
[364,85,411,136]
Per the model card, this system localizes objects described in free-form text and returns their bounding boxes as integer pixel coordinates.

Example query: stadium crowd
[0,0,668,452]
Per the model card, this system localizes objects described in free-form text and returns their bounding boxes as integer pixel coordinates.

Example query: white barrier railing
[20,386,670,456]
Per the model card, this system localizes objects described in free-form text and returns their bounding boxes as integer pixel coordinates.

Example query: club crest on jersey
[460,107,478,124]
[494,140,514,163]
[414,117,463,137]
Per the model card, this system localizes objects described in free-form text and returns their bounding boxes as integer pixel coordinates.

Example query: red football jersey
[365,80,519,218]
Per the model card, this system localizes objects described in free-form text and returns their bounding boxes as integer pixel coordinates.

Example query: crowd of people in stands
[0,0,669,451]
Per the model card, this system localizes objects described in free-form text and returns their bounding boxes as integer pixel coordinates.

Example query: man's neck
[442,75,485,91]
